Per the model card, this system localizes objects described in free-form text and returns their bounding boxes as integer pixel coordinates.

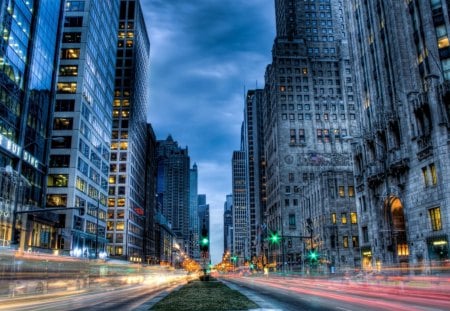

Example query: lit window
[348,186,355,197]
[47,174,69,187]
[422,167,429,187]
[429,207,442,231]
[397,243,409,256]
[343,236,349,248]
[341,213,347,224]
[57,82,77,93]
[338,186,345,197]
[350,212,357,224]
[331,213,336,224]
[430,163,438,185]
[60,48,80,59]
[116,222,124,230]
[46,194,67,207]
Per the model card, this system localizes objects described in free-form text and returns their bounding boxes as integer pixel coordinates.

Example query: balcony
[416,135,433,161]
[387,148,409,173]
[411,92,428,111]
[365,161,385,188]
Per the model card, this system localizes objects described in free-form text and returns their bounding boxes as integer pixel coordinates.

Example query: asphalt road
[221,275,450,311]
[0,283,180,311]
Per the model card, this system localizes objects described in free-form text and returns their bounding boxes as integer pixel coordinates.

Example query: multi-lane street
[221,274,450,311]
[0,281,183,311]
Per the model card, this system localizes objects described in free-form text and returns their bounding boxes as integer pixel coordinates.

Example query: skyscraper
[232,147,249,265]
[189,163,199,260]
[197,194,210,260]
[107,0,150,262]
[0,0,64,249]
[223,194,233,254]
[243,89,266,262]
[48,0,120,258]
[346,0,450,270]
[263,0,358,271]
[156,135,190,253]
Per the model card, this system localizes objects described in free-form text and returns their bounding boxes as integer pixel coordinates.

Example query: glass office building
[0,0,64,248]
[48,0,120,258]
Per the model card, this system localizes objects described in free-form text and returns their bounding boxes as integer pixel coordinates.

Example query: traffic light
[13,228,21,245]
[287,239,292,248]
[308,249,318,261]
[200,226,209,252]
[268,231,281,244]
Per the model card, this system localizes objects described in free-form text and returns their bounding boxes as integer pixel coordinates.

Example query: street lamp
[10,136,65,248]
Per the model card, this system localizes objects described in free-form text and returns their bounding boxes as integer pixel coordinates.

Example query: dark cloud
[142,0,275,263]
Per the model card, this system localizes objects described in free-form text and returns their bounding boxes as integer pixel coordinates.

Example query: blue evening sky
[142,0,275,264]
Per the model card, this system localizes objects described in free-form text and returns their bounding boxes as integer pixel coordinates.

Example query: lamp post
[10,136,64,248]
[95,194,99,259]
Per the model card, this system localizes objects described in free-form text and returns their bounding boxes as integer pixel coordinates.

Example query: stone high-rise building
[262,0,359,271]
[346,0,450,270]
[107,0,150,262]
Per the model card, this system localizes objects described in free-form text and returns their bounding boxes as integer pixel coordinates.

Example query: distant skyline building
[156,135,190,253]
[243,89,266,262]
[223,194,233,254]
[346,0,450,269]
[198,194,210,260]
[107,0,150,262]
[232,144,250,264]
[144,124,157,264]
[48,0,120,258]
[0,0,64,249]
[262,0,359,271]
[189,163,199,260]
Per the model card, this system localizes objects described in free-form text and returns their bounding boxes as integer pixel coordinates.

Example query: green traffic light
[201,237,209,246]
[309,250,318,260]
[269,232,280,244]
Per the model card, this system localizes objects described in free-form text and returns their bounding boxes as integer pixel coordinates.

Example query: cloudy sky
[141,0,275,263]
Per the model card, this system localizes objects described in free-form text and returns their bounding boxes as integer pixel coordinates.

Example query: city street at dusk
[1,0,450,309]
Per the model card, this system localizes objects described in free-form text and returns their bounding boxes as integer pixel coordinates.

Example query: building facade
[243,89,266,263]
[48,0,120,258]
[107,0,150,262]
[346,0,450,271]
[232,148,250,265]
[223,194,233,254]
[156,135,190,253]
[197,194,210,260]
[189,163,199,260]
[262,0,358,270]
[299,170,359,274]
[144,123,157,264]
[0,0,64,249]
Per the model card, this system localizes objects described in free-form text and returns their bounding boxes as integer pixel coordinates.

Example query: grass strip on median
[149,278,259,311]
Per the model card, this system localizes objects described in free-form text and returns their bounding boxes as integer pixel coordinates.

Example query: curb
[220,279,282,311]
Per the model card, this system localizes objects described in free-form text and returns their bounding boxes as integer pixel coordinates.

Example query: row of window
[282,112,355,121]
[282,103,355,111]
[331,212,358,224]
[280,94,354,102]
